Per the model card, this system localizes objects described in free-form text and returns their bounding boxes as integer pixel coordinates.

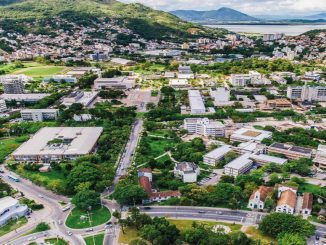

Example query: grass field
[44,238,69,245]
[65,207,111,229]
[245,226,276,245]
[84,232,105,245]
[11,62,66,79]
[0,136,28,163]
[135,136,177,166]
[0,217,27,237]
[299,183,324,195]
[168,219,242,231]
[118,227,139,244]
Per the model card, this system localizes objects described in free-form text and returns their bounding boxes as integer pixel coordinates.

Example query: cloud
[119,0,326,15]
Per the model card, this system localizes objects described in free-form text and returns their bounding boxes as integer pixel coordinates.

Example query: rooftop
[225,153,253,170]
[204,145,232,159]
[277,189,297,208]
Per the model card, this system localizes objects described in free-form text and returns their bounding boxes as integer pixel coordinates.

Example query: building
[110,58,135,66]
[263,33,284,41]
[66,67,101,78]
[12,127,103,162]
[224,153,253,177]
[268,143,313,160]
[43,75,77,83]
[94,77,135,90]
[138,171,181,203]
[248,186,274,210]
[21,109,59,122]
[300,192,313,217]
[184,118,225,137]
[230,127,272,143]
[179,65,192,74]
[287,86,326,102]
[62,91,98,107]
[0,74,32,84]
[169,79,189,88]
[313,144,326,170]
[249,154,288,165]
[230,74,251,87]
[3,78,24,94]
[188,90,206,114]
[276,189,297,214]
[138,168,153,182]
[0,94,50,103]
[203,145,232,166]
[0,99,7,113]
[266,99,292,109]
[0,197,28,227]
[174,162,200,183]
[210,87,232,107]
[73,114,92,122]
[304,72,320,81]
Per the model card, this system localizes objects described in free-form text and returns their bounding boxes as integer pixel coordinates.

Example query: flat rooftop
[12,127,103,156]
[188,90,205,111]
[0,93,50,101]
[250,154,288,165]
[232,127,272,142]
[225,153,253,170]
[270,143,312,154]
[204,145,232,159]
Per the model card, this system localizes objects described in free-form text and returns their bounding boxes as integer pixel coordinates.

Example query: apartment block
[184,118,225,137]
[21,109,59,122]
[3,78,24,94]
[287,86,326,102]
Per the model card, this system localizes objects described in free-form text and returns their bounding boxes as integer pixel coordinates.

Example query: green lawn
[44,238,69,245]
[168,219,242,231]
[135,136,177,166]
[0,217,27,237]
[0,136,28,163]
[65,207,111,229]
[12,65,65,78]
[84,232,105,245]
[299,183,324,195]
[118,227,139,244]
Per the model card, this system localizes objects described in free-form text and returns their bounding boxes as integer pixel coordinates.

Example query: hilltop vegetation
[301,29,326,39]
[0,0,226,40]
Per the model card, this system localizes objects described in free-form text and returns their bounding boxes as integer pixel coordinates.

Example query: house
[138,168,153,182]
[248,186,274,210]
[0,197,28,227]
[174,162,200,183]
[300,192,313,217]
[276,189,297,214]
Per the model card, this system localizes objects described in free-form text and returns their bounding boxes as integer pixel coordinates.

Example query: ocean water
[206,24,326,36]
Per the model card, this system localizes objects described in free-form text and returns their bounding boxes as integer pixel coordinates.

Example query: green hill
[0,0,226,40]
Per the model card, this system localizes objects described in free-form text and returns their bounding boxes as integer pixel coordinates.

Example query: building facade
[0,197,28,227]
[21,109,59,122]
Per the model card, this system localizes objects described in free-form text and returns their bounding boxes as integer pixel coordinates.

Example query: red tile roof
[139,176,152,195]
[277,189,297,208]
[302,192,313,210]
[249,186,274,202]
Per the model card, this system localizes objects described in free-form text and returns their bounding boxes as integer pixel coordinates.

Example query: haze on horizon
[120,0,326,16]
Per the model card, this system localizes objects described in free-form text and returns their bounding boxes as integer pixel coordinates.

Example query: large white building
[94,77,135,90]
[184,118,225,137]
[230,127,272,143]
[62,91,97,107]
[174,162,200,183]
[210,87,232,107]
[224,153,253,177]
[21,109,59,122]
[188,90,206,114]
[0,197,28,227]
[3,78,24,94]
[0,93,50,103]
[43,75,77,83]
[203,145,232,166]
[0,99,7,113]
[313,145,326,170]
[230,74,251,87]
[287,86,326,102]
[12,127,103,162]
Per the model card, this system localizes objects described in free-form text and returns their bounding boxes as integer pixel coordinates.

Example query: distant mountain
[171,7,259,23]
[303,13,326,20]
[0,0,227,40]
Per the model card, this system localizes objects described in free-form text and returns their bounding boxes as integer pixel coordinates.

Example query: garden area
[65,207,111,229]
[84,233,105,245]
[0,136,29,163]
[44,238,69,245]
[0,217,27,237]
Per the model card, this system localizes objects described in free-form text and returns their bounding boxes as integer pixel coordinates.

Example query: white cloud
[119,0,326,15]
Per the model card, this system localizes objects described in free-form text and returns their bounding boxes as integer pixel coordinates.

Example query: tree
[113,181,148,205]
[229,231,252,245]
[278,233,306,245]
[72,190,100,210]
[259,213,315,238]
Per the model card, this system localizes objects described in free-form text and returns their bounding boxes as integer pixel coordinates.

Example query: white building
[248,186,274,210]
[230,74,251,87]
[230,127,272,143]
[276,185,297,214]
[174,162,200,183]
[313,144,326,170]
[169,79,189,88]
[188,90,206,114]
[224,153,253,177]
[3,78,24,94]
[184,118,225,137]
[203,145,232,166]
[73,114,92,122]
[62,91,97,107]
[304,72,320,81]
[210,87,232,107]
[0,99,7,113]
[21,109,59,122]
[287,86,326,102]
[94,77,135,90]
[0,94,50,103]
[249,154,288,166]
[0,197,28,227]
[12,127,103,162]
[0,74,32,84]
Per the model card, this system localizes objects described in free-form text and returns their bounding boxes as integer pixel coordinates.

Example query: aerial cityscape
[0,0,326,244]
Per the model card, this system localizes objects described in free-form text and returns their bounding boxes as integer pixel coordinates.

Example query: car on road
[62,206,70,212]
[58,220,62,225]
[316,234,320,240]
[143,207,151,210]
[86,228,93,232]
[38,194,44,198]
[105,224,113,229]
[198,211,206,214]
[67,231,73,236]
[217,211,223,215]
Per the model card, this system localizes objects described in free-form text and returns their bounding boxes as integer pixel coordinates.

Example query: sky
[120,0,326,16]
